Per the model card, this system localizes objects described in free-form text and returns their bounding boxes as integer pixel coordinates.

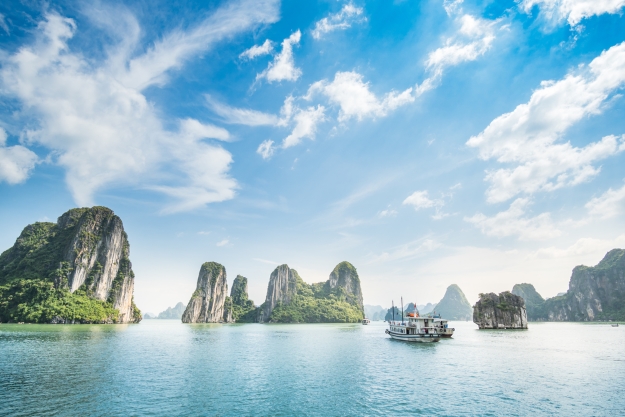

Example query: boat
[612,323,619,327]
[386,314,440,342]
[362,318,371,325]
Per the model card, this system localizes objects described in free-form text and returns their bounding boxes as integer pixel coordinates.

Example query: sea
[1,320,623,416]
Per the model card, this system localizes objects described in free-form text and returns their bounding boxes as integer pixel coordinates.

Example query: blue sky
[1,0,625,314]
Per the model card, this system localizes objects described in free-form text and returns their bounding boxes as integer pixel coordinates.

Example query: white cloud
[465,198,561,241]
[282,105,325,148]
[216,239,229,247]
[378,208,398,218]
[532,235,625,259]
[312,2,366,39]
[0,1,279,212]
[403,190,443,210]
[256,30,302,83]
[443,0,464,16]
[0,13,9,34]
[418,14,498,95]
[257,139,275,159]
[467,42,625,203]
[519,0,625,27]
[240,39,273,59]
[0,128,38,184]
[369,238,441,264]
[585,182,625,219]
[306,71,414,121]
[205,95,280,126]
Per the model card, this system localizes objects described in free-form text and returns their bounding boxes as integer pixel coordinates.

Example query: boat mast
[401,296,404,324]
[392,300,395,322]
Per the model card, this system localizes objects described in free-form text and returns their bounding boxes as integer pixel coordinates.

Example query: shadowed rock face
[435,284,472,320]
[326,261,364,313]
[182,262,230,323]
[512,283,546,321]
[544,249,625,321]
[259,264,299,322]
[473,292,528,329]
[0,206,140,323]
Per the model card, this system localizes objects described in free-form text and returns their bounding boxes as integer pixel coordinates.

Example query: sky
[1,0,625,315]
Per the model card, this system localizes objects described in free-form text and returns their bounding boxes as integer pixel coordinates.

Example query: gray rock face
[473,292,528,329]
[0,206,140,324]
[259,264,299,322]
[182,262,230,323]
[327,261,364,313]
[543,249,625,321]
[231,275,249,306]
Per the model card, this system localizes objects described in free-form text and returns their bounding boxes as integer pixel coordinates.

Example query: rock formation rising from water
[227,275,257,322]
[511,283,546,321]
[435,284,472,320]
[543,249,625,321]
[473,292,528,329]
[259,264,300,322]
[0,206,141,323]
[182,262,231,323]
[259,261,364,323]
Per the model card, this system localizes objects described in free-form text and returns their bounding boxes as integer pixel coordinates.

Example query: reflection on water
[1,321,624,416]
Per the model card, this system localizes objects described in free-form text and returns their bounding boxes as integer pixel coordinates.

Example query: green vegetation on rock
[511,283,546,320]
[264,266,364,323]
[435,284,472,320]
[0,279,119,323]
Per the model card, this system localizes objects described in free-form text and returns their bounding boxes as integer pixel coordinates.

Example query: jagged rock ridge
[435,284,472,320]
[473,292,528,329]
[0,206,141,323]
[182,262,231,323]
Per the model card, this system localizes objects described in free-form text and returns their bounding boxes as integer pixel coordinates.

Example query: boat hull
[385,329,440,343]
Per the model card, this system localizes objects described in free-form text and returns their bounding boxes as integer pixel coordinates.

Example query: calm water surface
[1,320,624,416]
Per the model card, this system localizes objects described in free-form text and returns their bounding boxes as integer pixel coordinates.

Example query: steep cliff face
[326,261,364,313]
[435,284,472,320]
[512,283,546,321]
[473,292,528,329]
[543,249,625,321]
[229,275,257,322]
[182,262,230,323]
[259,261,364,323]
[0,207,141,323]
[259,265,300,322]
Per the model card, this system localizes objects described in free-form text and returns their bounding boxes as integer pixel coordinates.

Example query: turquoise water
[1,320,624,416]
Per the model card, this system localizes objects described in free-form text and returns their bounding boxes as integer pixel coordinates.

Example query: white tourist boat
[362,318,371,325]
[386,313,441,342]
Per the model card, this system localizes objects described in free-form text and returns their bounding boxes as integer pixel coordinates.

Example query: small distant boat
[362,318,371,325]
[612,324,619,327]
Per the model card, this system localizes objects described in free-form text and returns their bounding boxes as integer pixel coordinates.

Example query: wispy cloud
[205,95,280,126]
[216,239,230,247]
[0,1,279,212]
[585,181,625,219]
[519,0,625,28]
[240,39,274,59]
[312,2,366,39]
[0,13,9,34]
[306,71,414,122]
[369,238,441,264]
[465,198,561,241]
[467,42,625,203]
[253,257,279,265]
[0,128,38,184]
[256,30,302,83]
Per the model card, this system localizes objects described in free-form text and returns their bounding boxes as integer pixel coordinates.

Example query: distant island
[181,261,364,323]
[145,302,186,319]
[0,207,141,324]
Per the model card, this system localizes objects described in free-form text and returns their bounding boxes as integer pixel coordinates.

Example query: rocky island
[473,292,528,329]
[181,261,364,324]
[511,249,625,321]
[0,207,141,324]
[434,284,472,320]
